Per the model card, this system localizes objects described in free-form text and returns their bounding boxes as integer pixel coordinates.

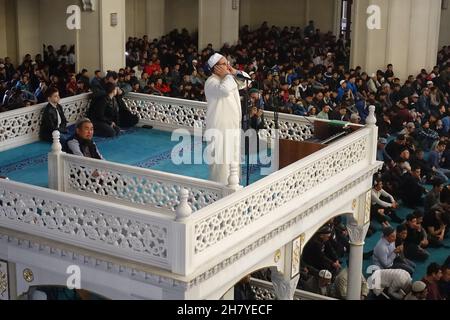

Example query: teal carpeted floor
[0,128,266,187]
[362,205,450,281]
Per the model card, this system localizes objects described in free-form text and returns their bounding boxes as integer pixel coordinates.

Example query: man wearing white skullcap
[204,53,250,184]
[304,269,333,297]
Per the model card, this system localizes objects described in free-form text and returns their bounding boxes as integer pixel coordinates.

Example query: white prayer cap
[411,281,427,293]
[208,53,224,69]
[318,270,332,280]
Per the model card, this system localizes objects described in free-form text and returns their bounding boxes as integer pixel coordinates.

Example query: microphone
[235,73,252,81]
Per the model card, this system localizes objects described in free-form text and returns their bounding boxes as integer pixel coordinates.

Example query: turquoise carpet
[0,128,266,188]
[362,205,450,281]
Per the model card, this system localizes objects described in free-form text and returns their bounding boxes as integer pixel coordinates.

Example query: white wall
[100,0,126,72]
[77,10,101,73]
[0,0,7,58]
[4,0,18,64]
[16,0,41,62]
[439,7,450,48]
[39,0,76,50]
[309,0,336,33]
[126,0,147,38]
[165,0,198,34]
[240,0,307,30]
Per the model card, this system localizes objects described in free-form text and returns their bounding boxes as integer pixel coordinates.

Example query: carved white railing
[172,119,381,278]
[0,179,174,271]
[0,92,315,153]
[250,278,337,301]
[52,152,233,214]
[124,93,315,141]
[191,128,371,255]
[0,93,91,152]
[123,93,207,133]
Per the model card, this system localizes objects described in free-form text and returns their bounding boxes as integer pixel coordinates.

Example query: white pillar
[351,0,442,81]
[346,218,369,300]
[76,0,126,73]
[198,0,240,50]
[146,0,165,40]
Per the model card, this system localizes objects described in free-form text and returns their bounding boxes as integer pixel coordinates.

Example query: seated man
[304,269,333,297]
[371,180,403,225]
[399,165,427,208]
[404,213,430,262]
[438,265,450,300]
[394,224,416,274]
[331,262,369,300]
[67,118,104,160]
[39,87,69,142]
[89,80,139,137]
[373,227,414,274]
[302,226,341,276]
[422,262,444,300]
[423,206,450,248]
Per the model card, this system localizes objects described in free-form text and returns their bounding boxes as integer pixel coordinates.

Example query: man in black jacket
[89,71,139,134]
[399,165,427,208]
[302,226,341,276]
[39,87,69,142]
[88,82,122,138]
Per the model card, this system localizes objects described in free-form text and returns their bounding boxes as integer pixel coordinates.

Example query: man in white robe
[204,53,249,184]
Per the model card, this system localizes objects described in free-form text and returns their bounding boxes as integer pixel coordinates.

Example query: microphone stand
[271,88,280,173]
[242,78,251,187]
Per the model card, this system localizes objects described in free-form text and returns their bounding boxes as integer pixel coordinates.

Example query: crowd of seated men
[1,21,450,300]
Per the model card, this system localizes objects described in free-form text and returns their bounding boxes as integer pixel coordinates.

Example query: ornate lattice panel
[124,97,207,129]
[0,186,168,262]
[194,136,369,254]
[0,109,42,143]
[263,117,314,141]
[65,162,222,212]
[0,260,9,300]
[0,95,90,145]
[60,96,91,123]
[251,285,276,300]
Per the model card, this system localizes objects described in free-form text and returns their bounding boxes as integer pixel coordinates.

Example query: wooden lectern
[279,139,326,169]
[279,120,359,169]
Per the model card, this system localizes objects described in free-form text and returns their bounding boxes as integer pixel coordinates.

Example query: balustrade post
[176,188,192,222]
[226,163,243,194]
[366,105,378,165]
[48,131,64,191]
